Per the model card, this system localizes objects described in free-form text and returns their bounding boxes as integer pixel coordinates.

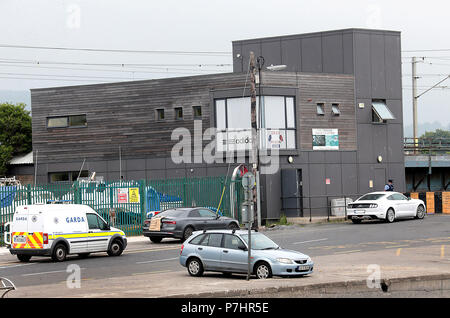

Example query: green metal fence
[0,176,243,245]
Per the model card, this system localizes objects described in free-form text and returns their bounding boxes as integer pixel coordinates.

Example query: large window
[47,115,87,128]
[49,170,89,183]
[214,96,296,151]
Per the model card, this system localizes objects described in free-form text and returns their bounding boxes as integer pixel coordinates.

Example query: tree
[0,102,32,176]
[420,129,450,140]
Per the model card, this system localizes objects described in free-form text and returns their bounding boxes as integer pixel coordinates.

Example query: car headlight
[369,204,378,208]
[276,258,294,264]
[306,257,312,263]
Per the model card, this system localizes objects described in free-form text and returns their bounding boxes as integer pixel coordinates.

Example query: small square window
[331,104,340,116]
[69,114,87,126]
[156,109,165,121]
[175,107,183,120]
[316,103,325,116]
[193,106,202,119]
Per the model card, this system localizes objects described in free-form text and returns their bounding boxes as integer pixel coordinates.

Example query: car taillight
[43,233,48,244]
[163,220,176,225]
[154,211,160,216]
[180,244,184,255]
[144,220,150,225]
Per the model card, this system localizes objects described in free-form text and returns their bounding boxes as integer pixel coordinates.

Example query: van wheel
[17,254,31,262]
[149,237,163,243]
[52,244,67,262]
[78,253,90,259]
[107,240,124,256]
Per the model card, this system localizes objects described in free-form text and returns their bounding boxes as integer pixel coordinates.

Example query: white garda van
[5,204,127,262]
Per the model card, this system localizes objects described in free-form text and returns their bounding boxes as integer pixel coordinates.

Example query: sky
[0,0,449,131]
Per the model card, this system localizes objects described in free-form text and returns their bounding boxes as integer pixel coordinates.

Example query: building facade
[30,28,405,221]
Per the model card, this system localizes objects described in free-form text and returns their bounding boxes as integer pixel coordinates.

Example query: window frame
[193,106,202,119]
[214,96,297,150]
[316,103,325,116]
[156,108,165,121]
[174,107,183,120]
[331,103,340,116]
[47,114,87,129]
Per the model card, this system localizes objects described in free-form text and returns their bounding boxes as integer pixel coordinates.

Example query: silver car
[179,229,314,279]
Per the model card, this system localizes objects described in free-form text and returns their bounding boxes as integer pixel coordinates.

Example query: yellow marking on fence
[441,245,445,259]
[396,248,402,256]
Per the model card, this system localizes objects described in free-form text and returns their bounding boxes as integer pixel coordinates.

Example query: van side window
[87,213,100,230]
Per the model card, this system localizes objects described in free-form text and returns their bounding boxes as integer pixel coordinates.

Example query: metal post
[412,57,418,153]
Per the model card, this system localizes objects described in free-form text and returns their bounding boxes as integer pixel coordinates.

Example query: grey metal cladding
[261,39,282,68]
[384,35,402,100]
[322,33,344,74]
[281,38,301,72]
[354,32,372,98]
[370,33,387,98]
[301,36,323,73]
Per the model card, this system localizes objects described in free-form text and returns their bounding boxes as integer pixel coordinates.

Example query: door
[195,233,223,270]
[26,213,44,250]
[281,169,302,217]
[197,209,223,229]
[86,213,110,252]
[387,194,408,218]
[220,234,248,272]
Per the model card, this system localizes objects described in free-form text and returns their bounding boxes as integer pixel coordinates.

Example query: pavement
[4,244,449,298]
[1,214,449,298]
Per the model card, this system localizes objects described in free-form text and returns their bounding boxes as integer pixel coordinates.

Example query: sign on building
[312,129,339,150]
[129,188,140,203]
[118,188,128,203]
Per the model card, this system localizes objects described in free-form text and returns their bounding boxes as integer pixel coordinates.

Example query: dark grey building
[30,28,405,221]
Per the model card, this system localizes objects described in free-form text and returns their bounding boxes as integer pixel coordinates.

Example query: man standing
[384,179,394,191]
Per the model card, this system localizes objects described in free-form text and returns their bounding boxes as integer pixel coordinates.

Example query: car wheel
[78,253,90,259]
[385,209,395,223]
[52,244,67,262]
[183,226,194,241]
[227,222,240,230]
[255,262,272,279]
[351,219,362,224]
[149,236,163,243]
[17,254,31,262]
[107,239,124,257]
[415,205,425,219]
[187,257,204,277]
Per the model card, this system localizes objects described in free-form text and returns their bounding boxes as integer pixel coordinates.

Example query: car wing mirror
[238,245,248,251]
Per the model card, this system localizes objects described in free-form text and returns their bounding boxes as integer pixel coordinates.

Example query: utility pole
[249,52,258,229]
[412,57,418,152]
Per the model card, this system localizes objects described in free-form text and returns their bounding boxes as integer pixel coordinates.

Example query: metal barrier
[0,277,16,298]
[0,176,242,244]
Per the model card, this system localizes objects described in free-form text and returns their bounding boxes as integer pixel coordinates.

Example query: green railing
[0,176,243,244]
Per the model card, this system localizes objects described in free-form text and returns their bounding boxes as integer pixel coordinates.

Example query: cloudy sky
[0,0,449,131]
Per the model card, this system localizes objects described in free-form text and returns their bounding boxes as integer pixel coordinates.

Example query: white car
[347,192,426,224]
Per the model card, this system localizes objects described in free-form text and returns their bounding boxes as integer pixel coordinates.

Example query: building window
[331,104,340,116]
[214,96,296,151]
[49,170,89,183]
[193,106,202,119]
[47,115,87,128]
[156,109,165,121]
[175,107,183,120]
[316,103,325,116]
[372,100,395,123]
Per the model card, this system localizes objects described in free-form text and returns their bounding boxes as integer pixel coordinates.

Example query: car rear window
[189,234,206,245]
[357,194,386,201]
[158,209,187,218]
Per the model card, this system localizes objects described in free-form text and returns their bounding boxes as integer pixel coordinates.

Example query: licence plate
[14,235,27,244]
[355,210,365,214]
[298,265,310,271]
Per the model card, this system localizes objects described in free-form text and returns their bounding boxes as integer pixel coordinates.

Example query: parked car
[180,230,314,279]
[143,208,240,243]
[347,191,426,224]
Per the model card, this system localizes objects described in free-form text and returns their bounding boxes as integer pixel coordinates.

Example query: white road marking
[22,268,86,277]
[292,238,328,245]
[136,257,178,264]
[0,263,36,270]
